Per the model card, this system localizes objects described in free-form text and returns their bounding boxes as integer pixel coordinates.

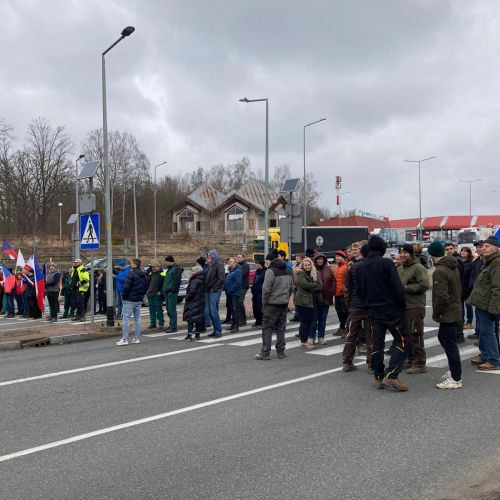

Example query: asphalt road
[0,291,499,500]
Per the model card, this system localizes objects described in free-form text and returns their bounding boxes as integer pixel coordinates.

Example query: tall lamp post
[338,191,351,223]
[102,25,135,327]
[459,178,482,221]
[58,203,63,242]
[75,154,85,259]
[404,156,436,241]
[153,161,167,261]
[239,97,270,257]
[303,118,326,251]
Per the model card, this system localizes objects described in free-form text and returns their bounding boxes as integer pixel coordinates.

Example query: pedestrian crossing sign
[80,213,100,250]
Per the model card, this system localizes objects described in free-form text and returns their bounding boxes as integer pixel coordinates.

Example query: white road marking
[0,361,364,464]
[426,346,479,368]
[477,369,500,375]
[0,345,223,388]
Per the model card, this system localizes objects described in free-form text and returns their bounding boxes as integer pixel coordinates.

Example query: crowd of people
[2,234,498,391]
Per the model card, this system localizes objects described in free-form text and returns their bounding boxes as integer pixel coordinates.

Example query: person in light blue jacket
[114,259,130,319]
[224,257,242,333]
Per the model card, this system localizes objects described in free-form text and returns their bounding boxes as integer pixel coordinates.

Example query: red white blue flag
[1,264,16,294]
[2,239,18,260]
[32,255,45,315]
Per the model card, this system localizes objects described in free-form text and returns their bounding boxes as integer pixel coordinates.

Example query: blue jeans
[465,303,474,323]
[115,291,123,317]
[475,307,481,334]
[6,295,15,315]
[476,309,500,366]
[311,304,330,339]
[122,300,142,341]
[207,290,222,334]
[204,293,211,326]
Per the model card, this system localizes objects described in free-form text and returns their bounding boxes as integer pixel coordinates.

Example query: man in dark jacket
[237,254,250,326]
[428,242,463,388]
[468,241,485,340]
[445,242,465,343]
[225,257,242,333]
[162,255,183,333]
[117,259,148,346]
[205,249,225,338]
[356,235,409,391]
[183,265,206,341]
[255,252,293,360]
[251,260,266,327]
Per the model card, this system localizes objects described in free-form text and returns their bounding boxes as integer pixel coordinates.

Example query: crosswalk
[143,318,480,369]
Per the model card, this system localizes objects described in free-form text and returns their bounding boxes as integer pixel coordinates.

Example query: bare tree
[0,119,14,232]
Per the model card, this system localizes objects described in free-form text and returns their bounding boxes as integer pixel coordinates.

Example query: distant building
[171,180,286,238]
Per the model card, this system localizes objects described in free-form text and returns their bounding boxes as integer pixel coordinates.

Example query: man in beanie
[162,255,183,333]
[334,250,349,337]
[205,249,225,338]
[255,251,293,360]
[357,235,409,391]
[444,241,466,343]
[467,236,500,371]
[427,241,463,388]
[398,243,429,374]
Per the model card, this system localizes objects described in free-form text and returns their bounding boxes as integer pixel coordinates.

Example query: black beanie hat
[367,235,387,255]
[484,236,500,247]
[165,255,175,262]
[399,243,414,256]
[360,244,369,257]
[305,248,315,258]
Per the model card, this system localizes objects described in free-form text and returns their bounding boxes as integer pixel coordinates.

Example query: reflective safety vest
[71,265,90,293]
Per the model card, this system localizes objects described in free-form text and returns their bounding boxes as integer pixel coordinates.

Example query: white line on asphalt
[0,345,223,388]
[0,361,364,463]
[426,346,478,367]
[477,369,500,375]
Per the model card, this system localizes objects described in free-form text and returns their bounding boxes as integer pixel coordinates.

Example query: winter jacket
[356,253,406,318]
[147,270,165,297]
[205,261,225,292]
[313,252,335,305]
[45,271,61,293]
[397,256,428,309]
[70,265,90,293]
[61,272,72,293]
[461,258,473,299]
[115,267,131,294]
[262,258,293,306]
[183,271,206,324]
[224,264,242,297]
[294,269,323,308]
[335,261,348,296]
[122,267,148,302]
[251,267,266,298]
[344,258,364,310]
[469,257,484,288]
[467,251,500,315]
[24,272,36,298]
[15,277,27,296]
[162,264,183,295]
[240,261,250,289]
[431,256,462,323]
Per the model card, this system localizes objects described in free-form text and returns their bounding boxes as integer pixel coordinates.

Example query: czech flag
[2,239,18,260]
[32,255,45,315]
[1,264,16,294]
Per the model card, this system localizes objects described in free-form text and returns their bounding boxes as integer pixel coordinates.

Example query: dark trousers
[239,287,249,324]
[335,296,349,329]
[371,315,409,379]
[252,293,263,325]
[63,291,75,316]
[406,307,426,367]
[228,294,240,328]
[261,303,287,355]
[97,291,106,313]
[15,295,27,315]
[27,295,41,318]
[47,291,59,319]
[296,305,317,343]
[343,307,372,365]
[225,295,233,322]
[438,322,462,381]
[73,290,86,317]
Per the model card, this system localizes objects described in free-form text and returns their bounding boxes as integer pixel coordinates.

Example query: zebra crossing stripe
[426,346,479,367]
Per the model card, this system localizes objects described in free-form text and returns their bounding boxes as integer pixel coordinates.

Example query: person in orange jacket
[334,250,349,337]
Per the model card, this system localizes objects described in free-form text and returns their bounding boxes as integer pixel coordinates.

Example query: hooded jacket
[122,267,148,302]
[262,258,293,306]
[251,267,266,297]
[431,256,462,323]
[397,256,428,309]
[183,271,206,324]
[335,260,348,297]
[224,264,242,297]
[205,257,225,292]
[344,257,364,310]
[294,269,323,308]
[467,251,500,315]
[313,252,335,305]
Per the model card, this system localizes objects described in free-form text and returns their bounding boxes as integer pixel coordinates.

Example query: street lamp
[338,191,351,223]
[75,154,85,259]
[153,161,167,261]
[404,156,437,241]
[303,118,326,251]
[459,178,482,221]
[239,97,270,257]
[58,203,63,241]
[102,25,135,327]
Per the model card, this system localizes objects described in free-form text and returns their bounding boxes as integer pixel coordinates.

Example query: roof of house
[187,185,225,212]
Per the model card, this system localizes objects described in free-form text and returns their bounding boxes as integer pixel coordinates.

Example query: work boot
[342,363,357,372]
[335,327,347,338]
[164,327,177,333]
[254,353,271,360]
[230,327,239,333]
[277,352,286,359]
[194,332,201,340]
[382,378,409,391]
[71,315,81,322]
[468,332,479,340]
[471,355,486,365]
[372,377,384,389]
[406,366,427,374]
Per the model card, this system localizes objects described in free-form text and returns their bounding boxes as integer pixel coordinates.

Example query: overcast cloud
[2,0,500,219]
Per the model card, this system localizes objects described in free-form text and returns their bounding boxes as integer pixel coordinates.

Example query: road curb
[50,333,91,345]
[0,341,21,350]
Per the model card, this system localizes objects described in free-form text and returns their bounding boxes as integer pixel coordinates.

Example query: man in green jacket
[162,255,183,333]
[467,236,500,371]
[398,243,429,374]
[428,241,462,389]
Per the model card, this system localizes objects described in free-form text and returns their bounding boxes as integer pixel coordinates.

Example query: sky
[2,0,500,220]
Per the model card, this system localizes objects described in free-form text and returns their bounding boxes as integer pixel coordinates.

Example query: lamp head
[121,26,135,37]
[239,97,249,103]
[58,202,63,207]
[78,154,85,160]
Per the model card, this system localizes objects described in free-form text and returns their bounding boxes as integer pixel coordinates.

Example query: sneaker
[478,362,500,371]
[471,355,486,366]
[131,338,141,344]
[467,332,479,340]
[406,366,427,374]
[300,342,314,349]
[213,333,223,338]
[116,339,129,346]
[255,353,271,360]
[373,377,384,389]
[277,352,286,359]
[436,378,462,389]
[342,363,357,372]
[441,370,451,380]
[318,338,328,345]
[382,378,409,391]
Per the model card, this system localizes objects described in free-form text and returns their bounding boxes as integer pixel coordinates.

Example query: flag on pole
[2,239,18,260]
[16,249,26,269]
[32,255,45,315]
[1,264,16,294]
[25,255,34,271]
